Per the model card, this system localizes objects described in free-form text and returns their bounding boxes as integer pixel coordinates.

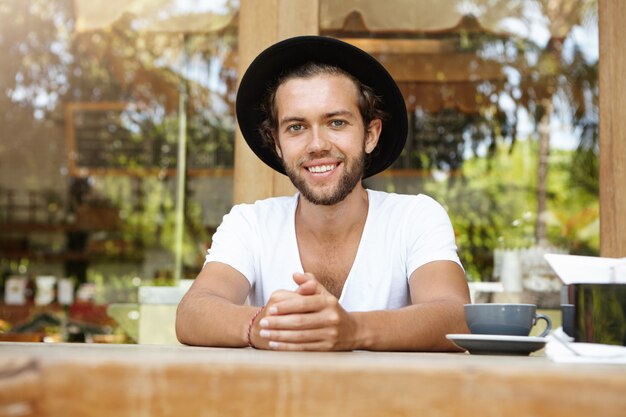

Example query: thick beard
[283,150,365,206]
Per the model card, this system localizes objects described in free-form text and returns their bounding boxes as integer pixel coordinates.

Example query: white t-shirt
[205,189,462,310]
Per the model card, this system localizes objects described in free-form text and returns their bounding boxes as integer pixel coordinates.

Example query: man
[176,36,470,351]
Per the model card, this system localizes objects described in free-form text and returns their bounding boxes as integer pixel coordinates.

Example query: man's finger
[264,294,326,316]
[295,279,318,296]
[293,272,326,295]
[266,340,341,351]
[267,289,298,303]
[258,328,328,343]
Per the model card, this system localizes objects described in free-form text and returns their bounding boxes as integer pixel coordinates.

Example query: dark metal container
[563,284,626,346]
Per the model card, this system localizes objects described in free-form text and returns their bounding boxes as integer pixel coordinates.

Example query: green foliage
[422,141,534,281]
[421,139,598,281]
[92,176,211,273]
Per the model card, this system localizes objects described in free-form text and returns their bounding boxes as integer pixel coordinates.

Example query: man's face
[274,73,381,205]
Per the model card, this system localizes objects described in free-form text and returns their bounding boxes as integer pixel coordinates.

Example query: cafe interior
[0,0,617,342]
[2,1,626,416]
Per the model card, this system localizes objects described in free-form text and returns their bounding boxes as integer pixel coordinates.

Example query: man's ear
[274,137,282,158]
[365,119,382,154]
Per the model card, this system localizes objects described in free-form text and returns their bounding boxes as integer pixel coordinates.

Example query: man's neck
[295,185,369,242]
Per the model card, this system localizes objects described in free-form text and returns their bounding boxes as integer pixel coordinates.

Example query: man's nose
[306,126,331,153]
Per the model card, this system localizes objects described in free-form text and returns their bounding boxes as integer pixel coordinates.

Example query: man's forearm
[353,300,469,351]
[176,291,257,347]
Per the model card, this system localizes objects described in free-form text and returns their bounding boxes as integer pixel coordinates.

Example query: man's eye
[288,124,304,132]
[330,120,346,128]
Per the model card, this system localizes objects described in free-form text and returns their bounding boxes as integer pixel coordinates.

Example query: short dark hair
[258,62,388,154]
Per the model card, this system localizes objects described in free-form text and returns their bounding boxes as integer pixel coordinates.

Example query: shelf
[0,223,80,233]
[0,250,143,262]
[1,220,142,264]
[0,301,115,328]
[1,220,120,234]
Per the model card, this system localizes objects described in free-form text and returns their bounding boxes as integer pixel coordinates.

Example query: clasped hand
[251,272,359,351]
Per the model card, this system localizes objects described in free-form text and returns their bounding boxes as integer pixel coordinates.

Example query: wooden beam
[342,38,457,55]
[599,0,626,257]
[377,53,505,83]
[234,0,318,204]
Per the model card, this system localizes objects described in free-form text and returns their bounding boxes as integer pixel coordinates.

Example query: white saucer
[446,334,547,356]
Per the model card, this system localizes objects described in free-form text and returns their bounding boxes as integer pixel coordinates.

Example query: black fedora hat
[236,36,408,178]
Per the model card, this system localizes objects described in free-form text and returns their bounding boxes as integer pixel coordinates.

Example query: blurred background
[0,0,599,342]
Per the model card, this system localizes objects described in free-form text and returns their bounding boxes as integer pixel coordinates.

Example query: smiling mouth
[306,164,337,174]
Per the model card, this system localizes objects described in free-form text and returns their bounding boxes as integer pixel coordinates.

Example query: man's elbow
[175,298,192,345]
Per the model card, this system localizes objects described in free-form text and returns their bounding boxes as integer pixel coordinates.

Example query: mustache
[297,150,346,166]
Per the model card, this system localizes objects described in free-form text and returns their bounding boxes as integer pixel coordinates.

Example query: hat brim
[236,36,408,179]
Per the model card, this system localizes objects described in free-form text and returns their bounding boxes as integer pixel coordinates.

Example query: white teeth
[308,164,336,173]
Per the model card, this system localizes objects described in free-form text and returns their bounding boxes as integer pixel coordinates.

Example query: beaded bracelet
[247,306,265,348]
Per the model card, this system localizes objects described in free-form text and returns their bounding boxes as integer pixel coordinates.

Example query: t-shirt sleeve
[204,204,257,286]
[406,196,462,277]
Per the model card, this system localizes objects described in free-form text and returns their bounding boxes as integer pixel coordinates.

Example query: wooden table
[1,342,625,417]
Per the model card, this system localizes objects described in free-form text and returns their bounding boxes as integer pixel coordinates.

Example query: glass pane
[320,0,599,285]
[0,0,238,341]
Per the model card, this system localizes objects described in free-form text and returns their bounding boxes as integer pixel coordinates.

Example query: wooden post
[599,0,626,257]
[233,0,319,204]
[536,100,552,245]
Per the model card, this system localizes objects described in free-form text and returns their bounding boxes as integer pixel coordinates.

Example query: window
[320,0,599,281]
[0,0,239,293]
